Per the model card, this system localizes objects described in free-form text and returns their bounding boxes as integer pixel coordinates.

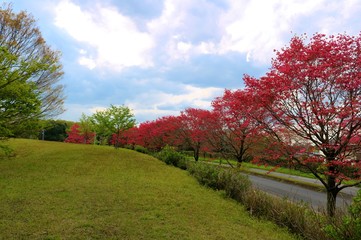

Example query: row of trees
[0,5,65,141]
[66,105,136,147]
[67,33,361,217]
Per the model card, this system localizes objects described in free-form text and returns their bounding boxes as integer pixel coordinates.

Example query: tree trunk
[326,188,338,217]
[194,144,200,161]
[326,174,339,217]
[325,153,340,217]
[236,155,243,168]
[194,149,199,161]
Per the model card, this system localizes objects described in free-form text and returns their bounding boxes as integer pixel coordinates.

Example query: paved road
[246,173,354,211]
[207,161,359,210]
[247,168,359,196]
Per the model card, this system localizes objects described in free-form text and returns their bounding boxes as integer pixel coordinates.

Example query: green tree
[0,5,65,136]
[39,120,73,142]
[0,47,41,138]
[78,113,95,144]
[91,105,136,147]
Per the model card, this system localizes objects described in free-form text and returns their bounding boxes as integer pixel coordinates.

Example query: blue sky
[9,0,361,123]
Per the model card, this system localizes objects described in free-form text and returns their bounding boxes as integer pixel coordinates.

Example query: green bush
[176,157,188,170]
[134,145,149,154]
[324,190,361,240]
[186,163,252,200]
[218,169,251,202]
[241,189,326,239]
[156,145,186,167]
[185,162,326,239]
[0,140,14,158]
[187,162,223,189]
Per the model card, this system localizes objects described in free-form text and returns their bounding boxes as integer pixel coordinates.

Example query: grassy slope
[0,139,295,240]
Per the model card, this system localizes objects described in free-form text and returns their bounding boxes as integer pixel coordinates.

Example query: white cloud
[78,56,96,70]
[89,106,107,113]
[146,0,222,61]
[314,0,361,34]
[54,0,154,71]
[177,41,192,54]
[219,0,326,63]
[126,83,224,122]
[53,0,361,68]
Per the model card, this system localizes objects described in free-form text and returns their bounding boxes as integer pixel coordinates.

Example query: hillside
[0,139,295,239]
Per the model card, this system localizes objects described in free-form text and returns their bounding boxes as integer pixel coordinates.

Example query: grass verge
[0,139,295,239]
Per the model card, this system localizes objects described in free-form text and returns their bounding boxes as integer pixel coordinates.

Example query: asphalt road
[246,173,354,211]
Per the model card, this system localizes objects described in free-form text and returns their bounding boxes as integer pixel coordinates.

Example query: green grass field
[196,157,316,179]
[0,139,296,239]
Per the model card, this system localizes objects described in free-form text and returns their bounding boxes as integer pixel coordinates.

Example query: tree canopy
[0,4,65,139]
[65,105,136,147]
[245,33,361,217]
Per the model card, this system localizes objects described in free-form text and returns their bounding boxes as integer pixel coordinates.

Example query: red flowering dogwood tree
[245,33,361,216]
[65,123,94,144]
[179,108,213,161]
[211,89,261,167]
[136,116,181,151]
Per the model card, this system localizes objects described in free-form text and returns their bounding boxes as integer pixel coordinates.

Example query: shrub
[241,189,327,240]
[156,145,186,167]
[324,190,361,240]
[123,144,134,150]
[185,162,327,239]
[218,169,251,202]
[134,145,149,154]
[186,163,252,200]
[176,157,188,170]
[0,140,14,158]
[187,162,223,189]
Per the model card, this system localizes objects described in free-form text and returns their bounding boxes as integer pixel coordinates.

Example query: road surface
[246,173,354,211]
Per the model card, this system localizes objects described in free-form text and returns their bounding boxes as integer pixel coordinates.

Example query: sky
[9,0,361,123]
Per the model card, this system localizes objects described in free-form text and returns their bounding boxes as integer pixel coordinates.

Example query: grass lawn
[0,139,296,239]
[200,157,360,187]
[197,156,316,179]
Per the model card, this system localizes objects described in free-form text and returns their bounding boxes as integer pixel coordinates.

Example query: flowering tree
[110,127,138,148]
[78,113,95,144]
[211,89,261,167]
[91,105,136,147]
[245,33,361,217]
[179,108,213,161]
[136,116,181,151]
[65,123,94,144]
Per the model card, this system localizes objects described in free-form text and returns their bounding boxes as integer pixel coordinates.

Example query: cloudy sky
[10,0,361,123]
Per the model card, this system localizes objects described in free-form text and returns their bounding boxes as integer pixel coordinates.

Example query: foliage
[134,145,149,154]
[245,33,361,216]
[40,120,72,141]
[186,162,252,199]
[218,168,252,202]
[65,123,95,144]
[0,140,13,157]
[91,104,136,147]
[0,46,41,138]
[0,4,65,121]
[179,108,213,161]
[187,162,224,189]
[136,116,181,151]
[78,113,95,144]
[242,189,327,240]
[325,190,361,239]
[211,89,261,166]
[155,145,186,168]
